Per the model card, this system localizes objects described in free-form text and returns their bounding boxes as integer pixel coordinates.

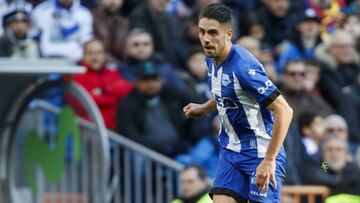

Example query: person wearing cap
[0,8,39,58]
[116,59,203,157]
[277,8,322,74]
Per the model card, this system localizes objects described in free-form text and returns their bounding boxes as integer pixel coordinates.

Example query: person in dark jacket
[92,0,129,62]
[117,60,203,157]
[280,60,333,121]
[129,0,180,61]
[302,137,360,196]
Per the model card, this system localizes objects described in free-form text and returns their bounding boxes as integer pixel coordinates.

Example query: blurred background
[0,0,360,203]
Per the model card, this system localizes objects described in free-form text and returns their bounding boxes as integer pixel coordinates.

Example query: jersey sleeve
[235,64,280,106]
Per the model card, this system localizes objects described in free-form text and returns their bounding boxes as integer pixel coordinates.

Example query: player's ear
[226,26,233,41]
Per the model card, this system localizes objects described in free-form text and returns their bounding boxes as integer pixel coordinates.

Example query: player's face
[198,18,232,59]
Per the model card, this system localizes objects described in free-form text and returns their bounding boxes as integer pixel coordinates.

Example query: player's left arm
[256,95,293,192]
[265,95,293,161]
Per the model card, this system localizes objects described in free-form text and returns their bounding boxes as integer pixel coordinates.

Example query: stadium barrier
[282,185,330,203]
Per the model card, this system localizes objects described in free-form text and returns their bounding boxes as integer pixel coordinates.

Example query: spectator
[92,0,129,62]
[237,36,278,83]
[256,0,297,54]
[317,30,360,141]
[283,122,303,185]
[316,30,359,71]
[341,13,360,53]
[71,39,132,130]
[305,0,346,40]
[180,46,211,101]
[0,8,39,58]
[172,9,202,69]
[278,8,322,74]
[172,165,212,203]
[32,0,93,61]
[302,137,360,196]
[323,114,349,141]
[280,60,333,121]
[298,111,325,158]
[304,59,322,94]
[117,60,202,157]
[129,0,180,61]
[120,29,188,92]
[0,0,32,37]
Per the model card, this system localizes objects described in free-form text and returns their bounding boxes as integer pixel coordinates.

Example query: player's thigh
[210,150,250,202]
[213,194,247,203]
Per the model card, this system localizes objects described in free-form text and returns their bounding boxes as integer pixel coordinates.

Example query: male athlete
[183,4,293,203]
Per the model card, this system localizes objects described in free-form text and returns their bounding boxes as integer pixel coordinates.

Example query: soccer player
[183,4,293,203]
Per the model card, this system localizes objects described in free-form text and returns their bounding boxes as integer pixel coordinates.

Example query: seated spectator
[32,0,93,61]
[317,30,360,141]
[278,8,322,74]
[304,59,322,94]
[172,165,212,203]
[92,0,129,62]
[316,30,359,71]
[172,9,202,70]
[256,0,298,55]
[280,60,333,121]
[0,0,32,37]
[180,46,211,101]
[120,29,188,92]
[298,111,325,158]
[237,36,278,83]
[341,13,360,53]
[302,137,360,196]
[0,8,39,58]
[71,39,132,130]
[117,60,202,157]
[323,114,349,141]
[283,122,302,185]
[305,0,346,40]
[129,0,180,61]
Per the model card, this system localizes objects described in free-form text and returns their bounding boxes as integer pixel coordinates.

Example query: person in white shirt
[32,0,93,61]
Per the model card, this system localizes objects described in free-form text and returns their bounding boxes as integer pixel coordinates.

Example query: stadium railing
[282,185,330,203]
[0,59,183,203]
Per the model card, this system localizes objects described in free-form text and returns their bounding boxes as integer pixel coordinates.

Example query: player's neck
[214,42,233,67]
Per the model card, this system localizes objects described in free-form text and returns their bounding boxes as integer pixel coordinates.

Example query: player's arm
[183,98,217,119]
[256,95,293,192]
[265,95,292,161]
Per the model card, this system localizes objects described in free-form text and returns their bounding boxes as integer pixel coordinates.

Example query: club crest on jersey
[221,74,231,86]
[248,69,256,76]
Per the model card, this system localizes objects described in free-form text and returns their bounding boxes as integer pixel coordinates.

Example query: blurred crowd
[1,0,360,201]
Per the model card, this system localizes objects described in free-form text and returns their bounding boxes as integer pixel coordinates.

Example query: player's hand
[255,159,277,193]
[183,103,207,119]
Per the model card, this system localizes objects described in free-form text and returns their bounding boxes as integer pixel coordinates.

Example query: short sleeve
[236,64,280,106]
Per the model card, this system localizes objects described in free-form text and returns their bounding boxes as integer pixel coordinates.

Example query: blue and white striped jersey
[206,45,281,158]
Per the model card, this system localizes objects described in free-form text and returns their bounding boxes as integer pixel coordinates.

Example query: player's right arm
[183,98,217,119]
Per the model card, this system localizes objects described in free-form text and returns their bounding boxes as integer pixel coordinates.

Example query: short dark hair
[183,165,207,180]
[198,3,232,25]
[284,59,304,72]
[298,111,320,135]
